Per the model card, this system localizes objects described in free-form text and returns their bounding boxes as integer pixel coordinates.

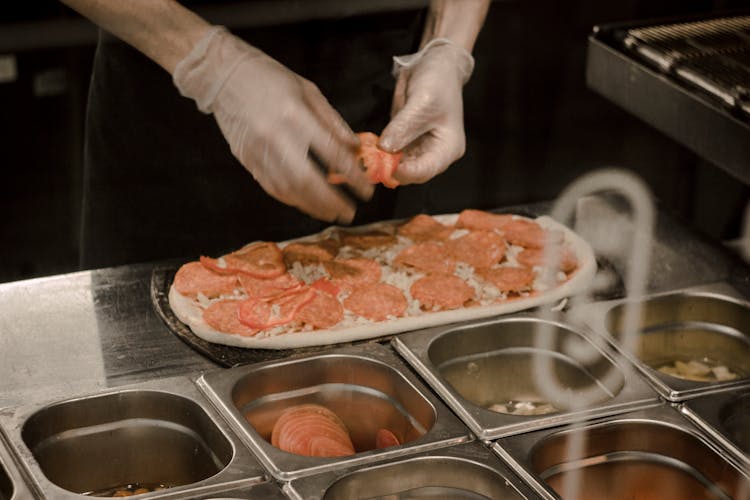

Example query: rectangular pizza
[168,209,596,349]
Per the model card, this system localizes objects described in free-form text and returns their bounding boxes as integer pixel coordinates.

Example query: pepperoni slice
[339,230,397,250]
[203,299,258,337]
[411,274,474,310]
[272,404,355,457]
[481,267,535,293]
[323,258,382,291]
[238,272,302,300]
[456,209,514,232]
[282,239,339,266]
[311,277,340,297]
[394,242,457,275]
[397,214,453,242]
[502,219,563,249]
[447,230,506,269]
[517,247,578,273]
[295,290,344,329]
[238,288,316,329]
[173,261,238,298]
[344,283,408,321]
[201,241,285,279]
[356,132,401,188]
[375,428,401,449]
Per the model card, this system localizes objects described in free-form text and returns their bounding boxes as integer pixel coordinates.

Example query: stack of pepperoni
[269,403,402,457]
[170,209,579,341]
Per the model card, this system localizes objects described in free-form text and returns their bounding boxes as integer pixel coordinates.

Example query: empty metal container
[682,387,750,470]
[285,440,536,499]
[496,405,750,499]
[573,283,750,401]
[197,343,472,480]
[392,314,658,439]
[0,377,265,499]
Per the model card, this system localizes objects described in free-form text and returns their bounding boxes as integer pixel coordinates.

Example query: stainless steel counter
[0,264,217,410]
[0,201,748,411]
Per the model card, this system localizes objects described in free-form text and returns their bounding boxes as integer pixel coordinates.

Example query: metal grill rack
[587,14,750,184]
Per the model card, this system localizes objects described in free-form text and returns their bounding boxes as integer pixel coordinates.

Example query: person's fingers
[292,160,357,223]
[390,73,408,117]
[393,131,463,185]
[305,114,374,202]
[302,80,360,149]
[379,96,434,153]
[250,125,356,223]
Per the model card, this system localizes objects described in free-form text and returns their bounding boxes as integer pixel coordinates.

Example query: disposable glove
[173,27,373,224]
[379,38,475,185]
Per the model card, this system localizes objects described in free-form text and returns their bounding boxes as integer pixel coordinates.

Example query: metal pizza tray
[150,264,399,368]
[148,206,579,367]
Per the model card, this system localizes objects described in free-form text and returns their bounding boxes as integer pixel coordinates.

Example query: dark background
[1,0,748,283]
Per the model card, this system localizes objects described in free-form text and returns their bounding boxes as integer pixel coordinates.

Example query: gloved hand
[173,27,372,224]
[379,38,475,185]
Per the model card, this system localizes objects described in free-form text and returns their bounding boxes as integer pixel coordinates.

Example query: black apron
[81,9,425,270]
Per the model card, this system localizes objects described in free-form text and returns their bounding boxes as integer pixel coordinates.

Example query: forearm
[421,0,490,51]
[60,0,211,73]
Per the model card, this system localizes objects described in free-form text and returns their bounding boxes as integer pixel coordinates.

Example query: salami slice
[456,209,514,232]
[323,258,382,290]
[238,288,316,329]
[203,299,258,337]
[238,272,302,300]
[311,278,340,297]
[295,290,344,329]
[271,404,355,457]
[173,261,238,298]
[397,214,453,242]
[502,219,563,249]
[481,267,535,293]
[344,283,408,321]
[394,242,457,275]
[201,241,286,279]
[375,428,401,449]
[339,230,397,250]
[411,274,474,310]
[447,230,506,269]
[517,247,578,273]
[282,239,339,266]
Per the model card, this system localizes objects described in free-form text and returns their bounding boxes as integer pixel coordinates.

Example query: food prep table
[1,199,750,499]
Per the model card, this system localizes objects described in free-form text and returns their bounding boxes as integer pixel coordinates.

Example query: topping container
[0,376,264,499]
[284,440,536,499]
[495,405,750,500]
[196,342,473,480]
[392,314,658,440]
[571,283,750,401]
[681,387,750,470]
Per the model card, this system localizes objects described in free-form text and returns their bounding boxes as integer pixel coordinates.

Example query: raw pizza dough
[168,213,596,349]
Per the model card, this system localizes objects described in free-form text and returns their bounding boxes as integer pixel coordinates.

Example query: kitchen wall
[0,0,747,282]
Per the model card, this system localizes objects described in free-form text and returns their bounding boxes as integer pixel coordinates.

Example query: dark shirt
[81,9,424,269]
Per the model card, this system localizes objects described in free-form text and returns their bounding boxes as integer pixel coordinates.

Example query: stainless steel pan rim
[494,404,750,500]
[392,312,658,440]
[0,428,34,500]
[681,387,750,470]
[196,343,473,481]
[0,376,265,499]
[570,283,750,401]
[284,440,537,500]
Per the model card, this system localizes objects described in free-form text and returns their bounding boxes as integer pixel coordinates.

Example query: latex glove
[379,38,475,185]
[173,27,372,224]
